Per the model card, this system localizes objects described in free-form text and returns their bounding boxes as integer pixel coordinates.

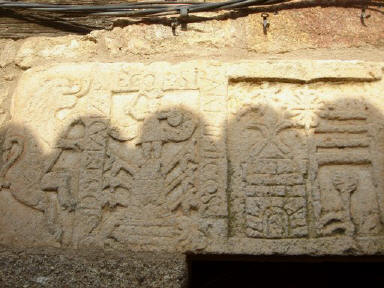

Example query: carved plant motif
[246,106,293,158]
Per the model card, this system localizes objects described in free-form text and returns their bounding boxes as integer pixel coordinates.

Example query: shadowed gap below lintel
[187,254,384,288]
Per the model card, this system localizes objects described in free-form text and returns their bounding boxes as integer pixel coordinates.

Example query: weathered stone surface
[1,60,384,255]
[15,36,98,69]
[0,246,187,288]
[3,7,383,69]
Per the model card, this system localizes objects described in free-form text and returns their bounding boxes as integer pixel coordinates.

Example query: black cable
[0,0,382,18]
[0,0,270,14]
[222,0,288,9]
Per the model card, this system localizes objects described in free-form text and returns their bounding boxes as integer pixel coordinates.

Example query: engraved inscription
[2,61,384,255]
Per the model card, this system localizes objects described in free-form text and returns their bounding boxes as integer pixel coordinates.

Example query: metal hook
[360,8,371,26]
[171,6,188,35]
[261,13,270,35]
[171,17,178,36]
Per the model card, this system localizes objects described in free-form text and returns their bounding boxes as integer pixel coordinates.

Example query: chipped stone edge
[5,59,384,256]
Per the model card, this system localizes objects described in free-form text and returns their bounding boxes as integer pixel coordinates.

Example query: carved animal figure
[0,129,73,241]
[0,134,46,211]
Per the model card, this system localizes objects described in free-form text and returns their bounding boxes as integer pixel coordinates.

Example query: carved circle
[205,180,218,194]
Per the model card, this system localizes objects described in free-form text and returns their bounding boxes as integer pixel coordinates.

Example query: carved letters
[2,61,384,253]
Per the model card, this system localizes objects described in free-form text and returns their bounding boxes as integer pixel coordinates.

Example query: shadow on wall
[0,107,208,249]
[227,97,384,240]
[0,97,383,248]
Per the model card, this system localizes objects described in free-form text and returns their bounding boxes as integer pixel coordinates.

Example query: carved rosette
[1,61,384,255]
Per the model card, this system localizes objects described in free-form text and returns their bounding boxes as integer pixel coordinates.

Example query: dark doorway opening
[188,255,384,288]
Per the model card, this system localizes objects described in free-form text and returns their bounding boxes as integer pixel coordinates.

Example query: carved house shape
[242,115,308,239]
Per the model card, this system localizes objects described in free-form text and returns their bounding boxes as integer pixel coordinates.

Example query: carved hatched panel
[104,64,203,250]
[3,60,384,255]
[6,62,228,251]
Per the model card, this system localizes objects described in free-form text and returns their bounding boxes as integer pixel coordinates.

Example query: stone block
[1,60,384,255]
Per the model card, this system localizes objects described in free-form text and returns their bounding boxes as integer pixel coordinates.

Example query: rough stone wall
[1,6,384,287]
[0,246,187,288]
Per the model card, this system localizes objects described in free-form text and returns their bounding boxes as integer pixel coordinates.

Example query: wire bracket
[261,13,270,35]
[360,7,371,26]
[179,6,189,31]
[171,17,179,36]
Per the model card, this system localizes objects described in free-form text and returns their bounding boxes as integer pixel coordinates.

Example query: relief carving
[228,79,383,240]
[320,172,358,236]
[311,100,382,237]
[40,118,108,246]
[229,105,308,238]
[0,127,66,242]
[100,108,203,250]
[0,133,44,208]
[53,77,91,121]
[3,62,384,254]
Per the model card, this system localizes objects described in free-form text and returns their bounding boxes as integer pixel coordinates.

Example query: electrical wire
[0,0,383,18]
[0,0,289,16]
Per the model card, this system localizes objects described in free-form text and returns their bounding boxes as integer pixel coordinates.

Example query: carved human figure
[98,108,200,249]
[40,118,108,247]
[108,109,197,213]
[41,120,85,212]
